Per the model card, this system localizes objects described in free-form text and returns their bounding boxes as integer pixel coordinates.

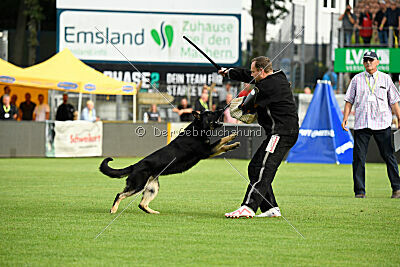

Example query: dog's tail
[99,157,133,178]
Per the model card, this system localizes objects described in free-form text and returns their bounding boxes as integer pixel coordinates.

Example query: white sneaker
[225,205,255,218]
[255,207,281,218]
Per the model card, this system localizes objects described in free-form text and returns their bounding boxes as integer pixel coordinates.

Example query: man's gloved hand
[218,67,230,77]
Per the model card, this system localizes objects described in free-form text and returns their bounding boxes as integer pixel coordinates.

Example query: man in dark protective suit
[219,56,299,218]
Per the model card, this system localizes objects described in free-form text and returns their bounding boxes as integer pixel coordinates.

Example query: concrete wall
[1,121,400,164]
[102,123,168,157]
[0,121,46,157]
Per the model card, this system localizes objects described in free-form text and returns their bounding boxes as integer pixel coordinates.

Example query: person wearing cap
[342,51,400,199]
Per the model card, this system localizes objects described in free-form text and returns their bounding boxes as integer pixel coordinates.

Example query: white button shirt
[344,70,400,130]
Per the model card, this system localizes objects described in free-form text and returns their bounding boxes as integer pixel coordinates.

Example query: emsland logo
[151,21,173,49]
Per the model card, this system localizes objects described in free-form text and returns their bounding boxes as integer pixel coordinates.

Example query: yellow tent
[0,54,81,92]
[22,48,136,95]
[0,59,49,108]
[0,49,138,121]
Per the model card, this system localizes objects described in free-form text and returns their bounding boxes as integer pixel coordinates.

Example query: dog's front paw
[229,133,238,139]
[232,141,240,148]
[110,207,117,214]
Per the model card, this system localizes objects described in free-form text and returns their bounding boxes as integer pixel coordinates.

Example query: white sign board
[58,10,240,65]
[53,121,103,157]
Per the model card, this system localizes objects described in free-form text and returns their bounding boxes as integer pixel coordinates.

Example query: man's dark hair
[251,56,272,72]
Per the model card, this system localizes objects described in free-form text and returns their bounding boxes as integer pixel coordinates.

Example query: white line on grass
[94,26,177,110]
[94,157,176,240]
[224,157,305,239]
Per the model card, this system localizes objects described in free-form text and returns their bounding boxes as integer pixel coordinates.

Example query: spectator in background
[144,104,161,122]
[56,93,75,121]
[375,0,388,44]
[10,94,17,106]
[202,84,209,94]
[0,94,18,120]
[304,87,312,94]
[380,1,400,45]
[33,94,50,121]
[19,93,36,120]
[218,82,232,103]
[81,100,99,122]
[10,94,18,119]
[238,83,253,97]
[322,67,338,92]
[339,5,357,45]
[172,98,193,122]
[195,90,209,112]
[0,86,11,104]
[358,4,374,44]
[219,93,237,123]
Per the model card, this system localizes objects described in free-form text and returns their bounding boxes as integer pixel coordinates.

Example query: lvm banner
[58,11,240,65]
[334,48,400,73]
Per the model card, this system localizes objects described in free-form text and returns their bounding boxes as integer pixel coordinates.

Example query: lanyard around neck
[199,99,208,110]
[3,105,10,113]
[364,72,379,94]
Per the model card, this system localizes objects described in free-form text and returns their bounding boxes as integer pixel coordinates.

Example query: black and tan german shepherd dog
[100,110,240,214]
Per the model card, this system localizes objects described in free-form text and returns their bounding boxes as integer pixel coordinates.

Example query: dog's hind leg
[139,178,160,214]
[110,177,151,214]
[110,191,133,214]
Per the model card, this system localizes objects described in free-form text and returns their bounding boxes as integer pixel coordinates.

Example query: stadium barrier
[1,120,399,163]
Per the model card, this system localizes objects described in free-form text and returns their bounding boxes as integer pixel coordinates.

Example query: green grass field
[0,158,399,266]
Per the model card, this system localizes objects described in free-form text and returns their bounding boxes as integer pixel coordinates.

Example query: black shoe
[391,190,400,199]
[355,194,366,198]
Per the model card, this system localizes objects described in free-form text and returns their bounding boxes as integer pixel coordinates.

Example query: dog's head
[192,109,223,130]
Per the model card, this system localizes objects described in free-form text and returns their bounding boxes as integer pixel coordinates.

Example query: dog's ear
[192,111,201,120]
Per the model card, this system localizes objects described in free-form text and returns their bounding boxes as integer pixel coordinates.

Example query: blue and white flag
[287,81,353,164]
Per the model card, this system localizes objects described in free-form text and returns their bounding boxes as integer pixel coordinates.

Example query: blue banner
[287,81,353,164]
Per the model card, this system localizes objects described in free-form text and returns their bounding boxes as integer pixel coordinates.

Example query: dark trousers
[242,133,298,212]
[361,36,371,44]
[353,127,400,195]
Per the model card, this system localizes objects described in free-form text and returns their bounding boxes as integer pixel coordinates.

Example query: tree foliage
[251,0,290,58]
[25,0,45,65]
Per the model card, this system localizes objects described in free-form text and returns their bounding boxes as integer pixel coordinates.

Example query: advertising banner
[287,81,354,164]
[334,48,400,73]
[46,121,103,157]
[58,11,240,65]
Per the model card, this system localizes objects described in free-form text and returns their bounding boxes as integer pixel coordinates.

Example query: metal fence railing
[338,26,399,48]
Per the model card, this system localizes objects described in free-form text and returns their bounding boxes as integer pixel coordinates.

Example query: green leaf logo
[151,21,173,49]
[165,25,173,47]
[151,29,161,46]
